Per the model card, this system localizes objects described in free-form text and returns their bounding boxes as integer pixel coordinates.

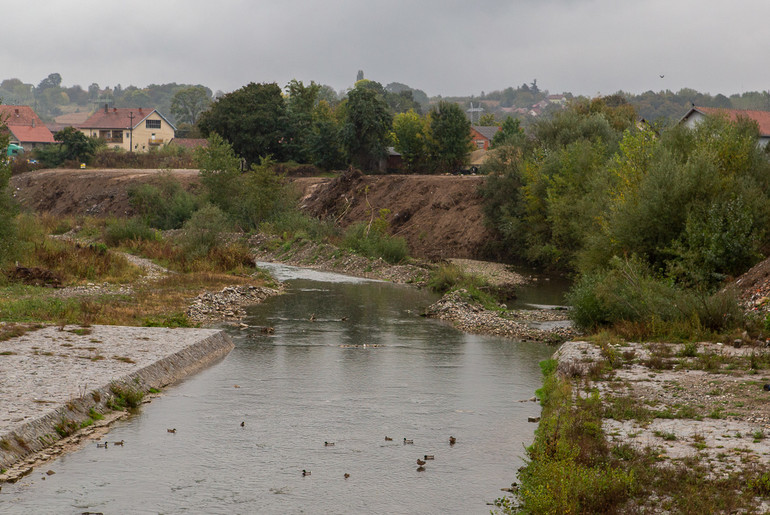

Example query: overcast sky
[7,0,770,98]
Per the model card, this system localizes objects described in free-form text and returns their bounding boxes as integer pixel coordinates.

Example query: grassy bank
[500,353,770,513]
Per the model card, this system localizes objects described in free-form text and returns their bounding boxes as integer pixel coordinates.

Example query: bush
[128,172,202,230]
[104,217,160,246]
[567,255,744,337]
[342,219,409,264]
[176,204,232,260]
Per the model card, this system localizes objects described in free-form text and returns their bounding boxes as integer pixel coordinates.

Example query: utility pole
[128,111,134,152]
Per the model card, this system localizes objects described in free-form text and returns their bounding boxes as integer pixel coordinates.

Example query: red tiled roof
[170,138,208,149]
[692,106,770,137]
[80,107,157,130]
[8,126,55,144]
[0,105,54,143]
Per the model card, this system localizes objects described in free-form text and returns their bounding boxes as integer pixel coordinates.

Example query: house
[470,125,501,150]
[79,105,176,152]
[680,106,770,147]
[0,105,55,150]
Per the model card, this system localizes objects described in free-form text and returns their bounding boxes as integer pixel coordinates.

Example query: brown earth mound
[734,256,770,315]
[298,169,493,260]
[9,168,200,217]
[10,168,493,261]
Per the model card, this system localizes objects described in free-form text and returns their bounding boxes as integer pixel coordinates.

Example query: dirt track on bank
[10,168,492,261]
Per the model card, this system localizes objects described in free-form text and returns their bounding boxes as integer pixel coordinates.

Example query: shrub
[175,204,232,260]
[342,221,409,264]
[568,255,743,337]
[104,217,160,246]
[128,172,201,230]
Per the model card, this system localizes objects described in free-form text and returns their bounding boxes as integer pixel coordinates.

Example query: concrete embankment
[0,325,233,477]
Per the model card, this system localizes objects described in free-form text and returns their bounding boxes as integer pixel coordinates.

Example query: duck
[167,428,176,433]
[417,458,426,466]
[324,441,335,446]
[309,313,316,322]
[241,421,245,427]
[384,436,393,441]
[96,441,108,448]
[344,473,350,479]
[449,436,456,445]
[302,469,311,477]
[113,440,124,447]
[403,438,414,445]
[424,454,434,460]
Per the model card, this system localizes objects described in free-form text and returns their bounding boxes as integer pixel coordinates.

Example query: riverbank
[0,325,233,482]
[510,339,770,512]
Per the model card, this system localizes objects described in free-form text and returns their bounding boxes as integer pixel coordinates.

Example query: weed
[113,355,136,364]
[654,430,678,441]
[107,383,144,410]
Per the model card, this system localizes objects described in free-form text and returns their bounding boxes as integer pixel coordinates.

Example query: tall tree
[392,109,426,173]
[198,82,287,164]
[284,79,321,162]
[426,101,473,172]
[341,84,392,170]
[170,85,212,125]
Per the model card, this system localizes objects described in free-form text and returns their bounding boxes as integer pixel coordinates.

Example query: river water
[2,263,553,514]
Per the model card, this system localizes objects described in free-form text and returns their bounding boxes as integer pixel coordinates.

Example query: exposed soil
[11,168,493,261]
[293,168,493,260]
[9,168,201,217]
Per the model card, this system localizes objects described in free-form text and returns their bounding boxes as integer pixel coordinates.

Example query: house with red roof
[79,105,175,152]
[681,106,770,147]
[0,105,55,150]
[470,125,501,150]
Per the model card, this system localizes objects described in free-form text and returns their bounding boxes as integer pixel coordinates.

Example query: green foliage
[197,82,287,164]
[391,109,427,173]
[567,256,744,337]
[514,367,634,514]
[108,383,144,410]
[176,204,233,259]
[426,100,473,172]
[341,84,393,170]
[342,209,409,264]
[0,136,18,267]
[104,217,160,246]
[491,116,525,148]
[128,172,202,230]
[426,263,484,295]
[195,134,294,231]
[170,85,211,125]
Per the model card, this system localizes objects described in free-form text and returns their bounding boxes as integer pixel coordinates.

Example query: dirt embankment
[9,168,201,218]
[296,169,493,260]
[10,168,492,261]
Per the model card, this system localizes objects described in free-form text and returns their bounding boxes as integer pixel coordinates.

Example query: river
[2,263,553,514]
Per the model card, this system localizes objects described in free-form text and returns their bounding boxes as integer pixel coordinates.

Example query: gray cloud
[7,0,770,97]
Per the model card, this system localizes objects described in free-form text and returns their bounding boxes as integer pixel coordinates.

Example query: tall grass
[341,222,409,264]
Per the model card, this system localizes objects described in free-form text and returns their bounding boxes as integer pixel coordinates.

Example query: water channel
[2,263,554,514]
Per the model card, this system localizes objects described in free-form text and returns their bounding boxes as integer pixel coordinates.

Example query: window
[145,119,161,129]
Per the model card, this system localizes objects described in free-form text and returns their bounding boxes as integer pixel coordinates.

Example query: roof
[0,105,54,143]
[80,107,176,131]
[471,125,501,141]
[682,106,770,137]
[170,138,209,149]
[8,126,55,144]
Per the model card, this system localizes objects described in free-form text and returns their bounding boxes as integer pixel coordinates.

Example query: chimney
[104,104,108,113]
[31,119,35,128]
[138,107,143,114]
[14,108,19,116]
[113,108,117,112]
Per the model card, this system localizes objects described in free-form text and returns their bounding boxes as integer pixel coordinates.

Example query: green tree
[55,127,101,163]
[391,109,426,173]
[426,100,472,172]
[284,79,321,163]
[0,124,17,265]
[307,100,345,170]
[170,86,212,125]
[477,113,497,126]
[491,116,524,148]
[341,84,392,170]
[197,82,287,165]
